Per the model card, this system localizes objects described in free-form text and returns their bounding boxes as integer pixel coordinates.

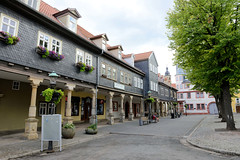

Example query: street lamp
[48,71,58,152]
[147,91,152,122]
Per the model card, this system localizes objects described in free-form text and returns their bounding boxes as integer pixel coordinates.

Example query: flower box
[35,46,64,61]
[76,62,95,73]
[0,31,20,45]
[85,65,95,73]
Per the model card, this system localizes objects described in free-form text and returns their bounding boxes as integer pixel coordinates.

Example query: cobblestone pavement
[0,114,240,160]
[187,114,240,156]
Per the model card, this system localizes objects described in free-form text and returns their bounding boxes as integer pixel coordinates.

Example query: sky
[44,0,176,82]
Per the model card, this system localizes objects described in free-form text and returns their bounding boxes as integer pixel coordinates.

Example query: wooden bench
[141,117,149,125]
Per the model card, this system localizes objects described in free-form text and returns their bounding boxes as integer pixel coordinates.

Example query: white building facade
[176,66,217,115]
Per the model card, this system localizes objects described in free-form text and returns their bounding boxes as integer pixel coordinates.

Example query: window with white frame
[48,103,56,114]
[120,71,124,83]
[101,63,106,75]
[128,76,132,85]
[39,102,47,116]
[1,15,18,36]
[137,78,140,88]
[124,73,128,84]
[38,32,50,49]
[69,16,77,32]
[12,81,20,90]
[76,49,84,63]
[118,49,122,59]
[107,66,112,79]
[140,79,143,89]
[85,53,92,66]
[27,0,38,9]
[112,68,117,80]
[134,77,137,87]
[38,31,62,54]
[51,38,61,53]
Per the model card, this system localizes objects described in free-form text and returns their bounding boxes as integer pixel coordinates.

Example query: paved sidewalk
[187,114,240,156]
[0,121,111,160]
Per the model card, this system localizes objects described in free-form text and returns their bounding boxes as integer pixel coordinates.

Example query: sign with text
[114,82,125,90]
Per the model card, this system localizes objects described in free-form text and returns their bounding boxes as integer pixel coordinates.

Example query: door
[133,104,136,117]
[236,106,240,113]
[209,103,218,115]
[125,102,129,118]
[81,97,92,122]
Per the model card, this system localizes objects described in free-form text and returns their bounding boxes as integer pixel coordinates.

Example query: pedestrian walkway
[187,114,240,156]
[1,115,240,160]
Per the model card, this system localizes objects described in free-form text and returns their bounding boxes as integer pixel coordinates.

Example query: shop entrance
[81,97,92,122]
[125,102,129,118]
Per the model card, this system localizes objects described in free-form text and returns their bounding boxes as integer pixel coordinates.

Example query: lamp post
[147,91,152,122]
[48,71,58,152]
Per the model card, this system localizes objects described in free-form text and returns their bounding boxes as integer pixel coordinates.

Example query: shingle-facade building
[0,0,177,139]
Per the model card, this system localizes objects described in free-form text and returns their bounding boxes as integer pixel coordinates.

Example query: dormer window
[69,16,77,32]
[102,39,106,50]
[27,0,38,9]
[118,49,122,59]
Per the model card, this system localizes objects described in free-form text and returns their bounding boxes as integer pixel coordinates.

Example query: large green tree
[167,0,240,130]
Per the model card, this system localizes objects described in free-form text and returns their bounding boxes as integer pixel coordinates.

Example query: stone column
[90,88,97,124]
[63,84,75,125]
[107,92,114,125]
[119,94,125,122]
[128,96,134,121]
[140,98,144,117]
[25,77,43,140]
[152,100,155,114]
[156,99,160,118]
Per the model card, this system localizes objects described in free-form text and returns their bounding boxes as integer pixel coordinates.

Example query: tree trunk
[218,93,226,122]
[214,95,222,118]
[221,81,236,130]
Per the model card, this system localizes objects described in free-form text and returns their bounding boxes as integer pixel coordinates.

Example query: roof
[171,83,176,89]
[107,45,123,51]
[53,8,81,18]
[90,33,109,41]
[122,53,132,59]
[134,51,152,62]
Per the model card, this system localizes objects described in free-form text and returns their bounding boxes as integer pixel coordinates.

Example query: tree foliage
[167,0,240,130]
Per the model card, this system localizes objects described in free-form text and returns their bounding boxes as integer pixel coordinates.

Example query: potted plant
[76,62,86,72]
[36,46,49,58]
[41,88,64,104]
[85,124,98,134]
[62,123,75,139]
[85,65,95,73]
[0,31,20,45]
[48,50,64,61]
[145,97,155,103]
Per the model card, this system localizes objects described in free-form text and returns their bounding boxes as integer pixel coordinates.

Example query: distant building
[231,92,240,113]
[175,65,216,115]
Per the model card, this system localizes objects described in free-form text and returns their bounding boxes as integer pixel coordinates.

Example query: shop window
[12,81,20,90]
[71,96,80,116]
[97,99,104,115]
[113,101,118,111]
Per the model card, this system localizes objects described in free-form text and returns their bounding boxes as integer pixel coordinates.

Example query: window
[186,104,193,110]
[137,78,140,88]
[38,31,62,54]
[180,76,183,81]
[180,93,183,99]
[236,98,240,104]
[150,63,152,71]
[38,32,50,49]
[76,49,84,63]
[150,81,153,90]
[107,66,112,79]
[180,84,183,89]
[187,92,191,99]
[165,89,169,96]
[101,63,106,75]
[112,68,117,80]
[134,77,137,87]
[102,39,106,50]
[161,88,164,95]
[113,101,118,111]
[97,99,104,115]
[85,53,92,66]
[125,73,128,84]
[69,16,77,32]
[120,72,124,83]
[39,102,47,116]
[156,83,158,92]
[196,92,204,98]
[27,0,38,9]
[140,79,143,89]
[12,81,20,90]
[118,49,122,59]
[128,76,132,85]
[1,15,18,36]
[197,104,205,110]
[176,76,178,81]
[48,103,56,115]
[51,38,61,53]
[177,85,179,90]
